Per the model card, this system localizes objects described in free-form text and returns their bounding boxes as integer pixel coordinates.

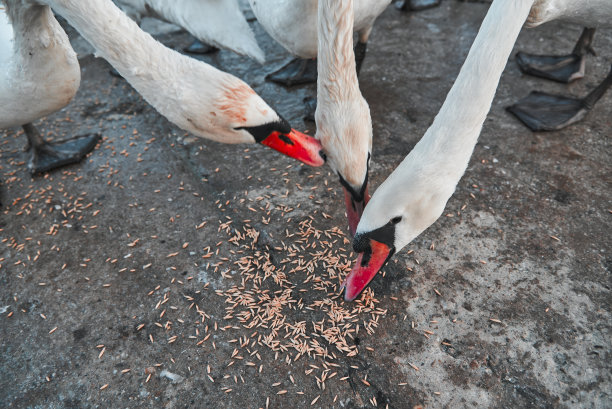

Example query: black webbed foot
[184,39,219,55]
[507,92,588,131]
[266,58,318,87]
[515,52,586,83]
[515,27,595,83]
[395,0,442,12]
[23,124,100,174]
[30,135,101,174]
[507,64,612,131]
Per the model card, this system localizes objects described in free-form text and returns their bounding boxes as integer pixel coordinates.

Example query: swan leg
[355,27,372,77]
[515,27,596,83]
[23,124,101,174]
[354,41,367,76]
[507,65,612,131]
[183,38,219,55]
[303,96,317,122]
[395,0,441,11]
[266,58,318,87]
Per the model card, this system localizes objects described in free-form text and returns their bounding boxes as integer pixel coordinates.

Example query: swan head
[213,80,325,166]
[342,162,452,301]
[238,116,325,167]
[316,94,372,236]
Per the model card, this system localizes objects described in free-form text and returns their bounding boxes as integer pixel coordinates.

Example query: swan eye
[390,216,402,225]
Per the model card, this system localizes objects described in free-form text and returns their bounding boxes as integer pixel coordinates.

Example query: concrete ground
[1,1,610,408]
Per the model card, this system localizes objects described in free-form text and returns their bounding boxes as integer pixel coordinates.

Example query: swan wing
[0,6,13,64]
[144,0,265,63]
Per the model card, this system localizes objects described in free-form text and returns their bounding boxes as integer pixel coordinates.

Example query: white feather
[114,0,265,63]
[249,0,391,58]
[0,6,13,62]
[315,0,371,191]
[358,0,612,253]
[0,2,80,128]
[1,0,281,146]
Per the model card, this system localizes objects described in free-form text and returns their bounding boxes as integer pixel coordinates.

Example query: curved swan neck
[43,0,258,142]
[316,0,361,103]
[357,0,537,247]
[407,0,534,179]
[315,0,372,189]
[47,0,189,77]
[45,0,232,99]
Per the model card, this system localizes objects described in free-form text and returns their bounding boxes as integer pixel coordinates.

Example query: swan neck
[42,0,237,140]
[46,0,173,78]
[316,0,360,103]
[414,0,534,173]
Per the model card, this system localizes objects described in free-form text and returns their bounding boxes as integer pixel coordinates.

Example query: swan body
[0,2,80,129]
[527,0,612,28]
[315,0,372,235]
[249,0,391,58]
[114,0,265,63]
[0,5,13,61]
[11,0,323,166]
[1,0,103,174]
[343,0,612,300]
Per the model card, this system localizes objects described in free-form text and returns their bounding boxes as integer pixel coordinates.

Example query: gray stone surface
[1,2,610,408]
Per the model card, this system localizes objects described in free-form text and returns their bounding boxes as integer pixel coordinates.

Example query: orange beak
[344,186,369,237]
[342,239,393,301]
[260,129,325,167]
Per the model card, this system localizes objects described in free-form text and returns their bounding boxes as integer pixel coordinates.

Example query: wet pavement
[1,2,611,408]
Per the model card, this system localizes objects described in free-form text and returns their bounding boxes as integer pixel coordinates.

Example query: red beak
[344,186,370,237]
[342,239,392,301]
[260,129,325,167]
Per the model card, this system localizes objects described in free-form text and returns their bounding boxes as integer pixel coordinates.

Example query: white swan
[0,2,78,131]
[315,0,372,236]
[249,0,391,85]
[342,0,612,301]
[0,2,100,173]
[1,0,325,173]
[114,0,265,63]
